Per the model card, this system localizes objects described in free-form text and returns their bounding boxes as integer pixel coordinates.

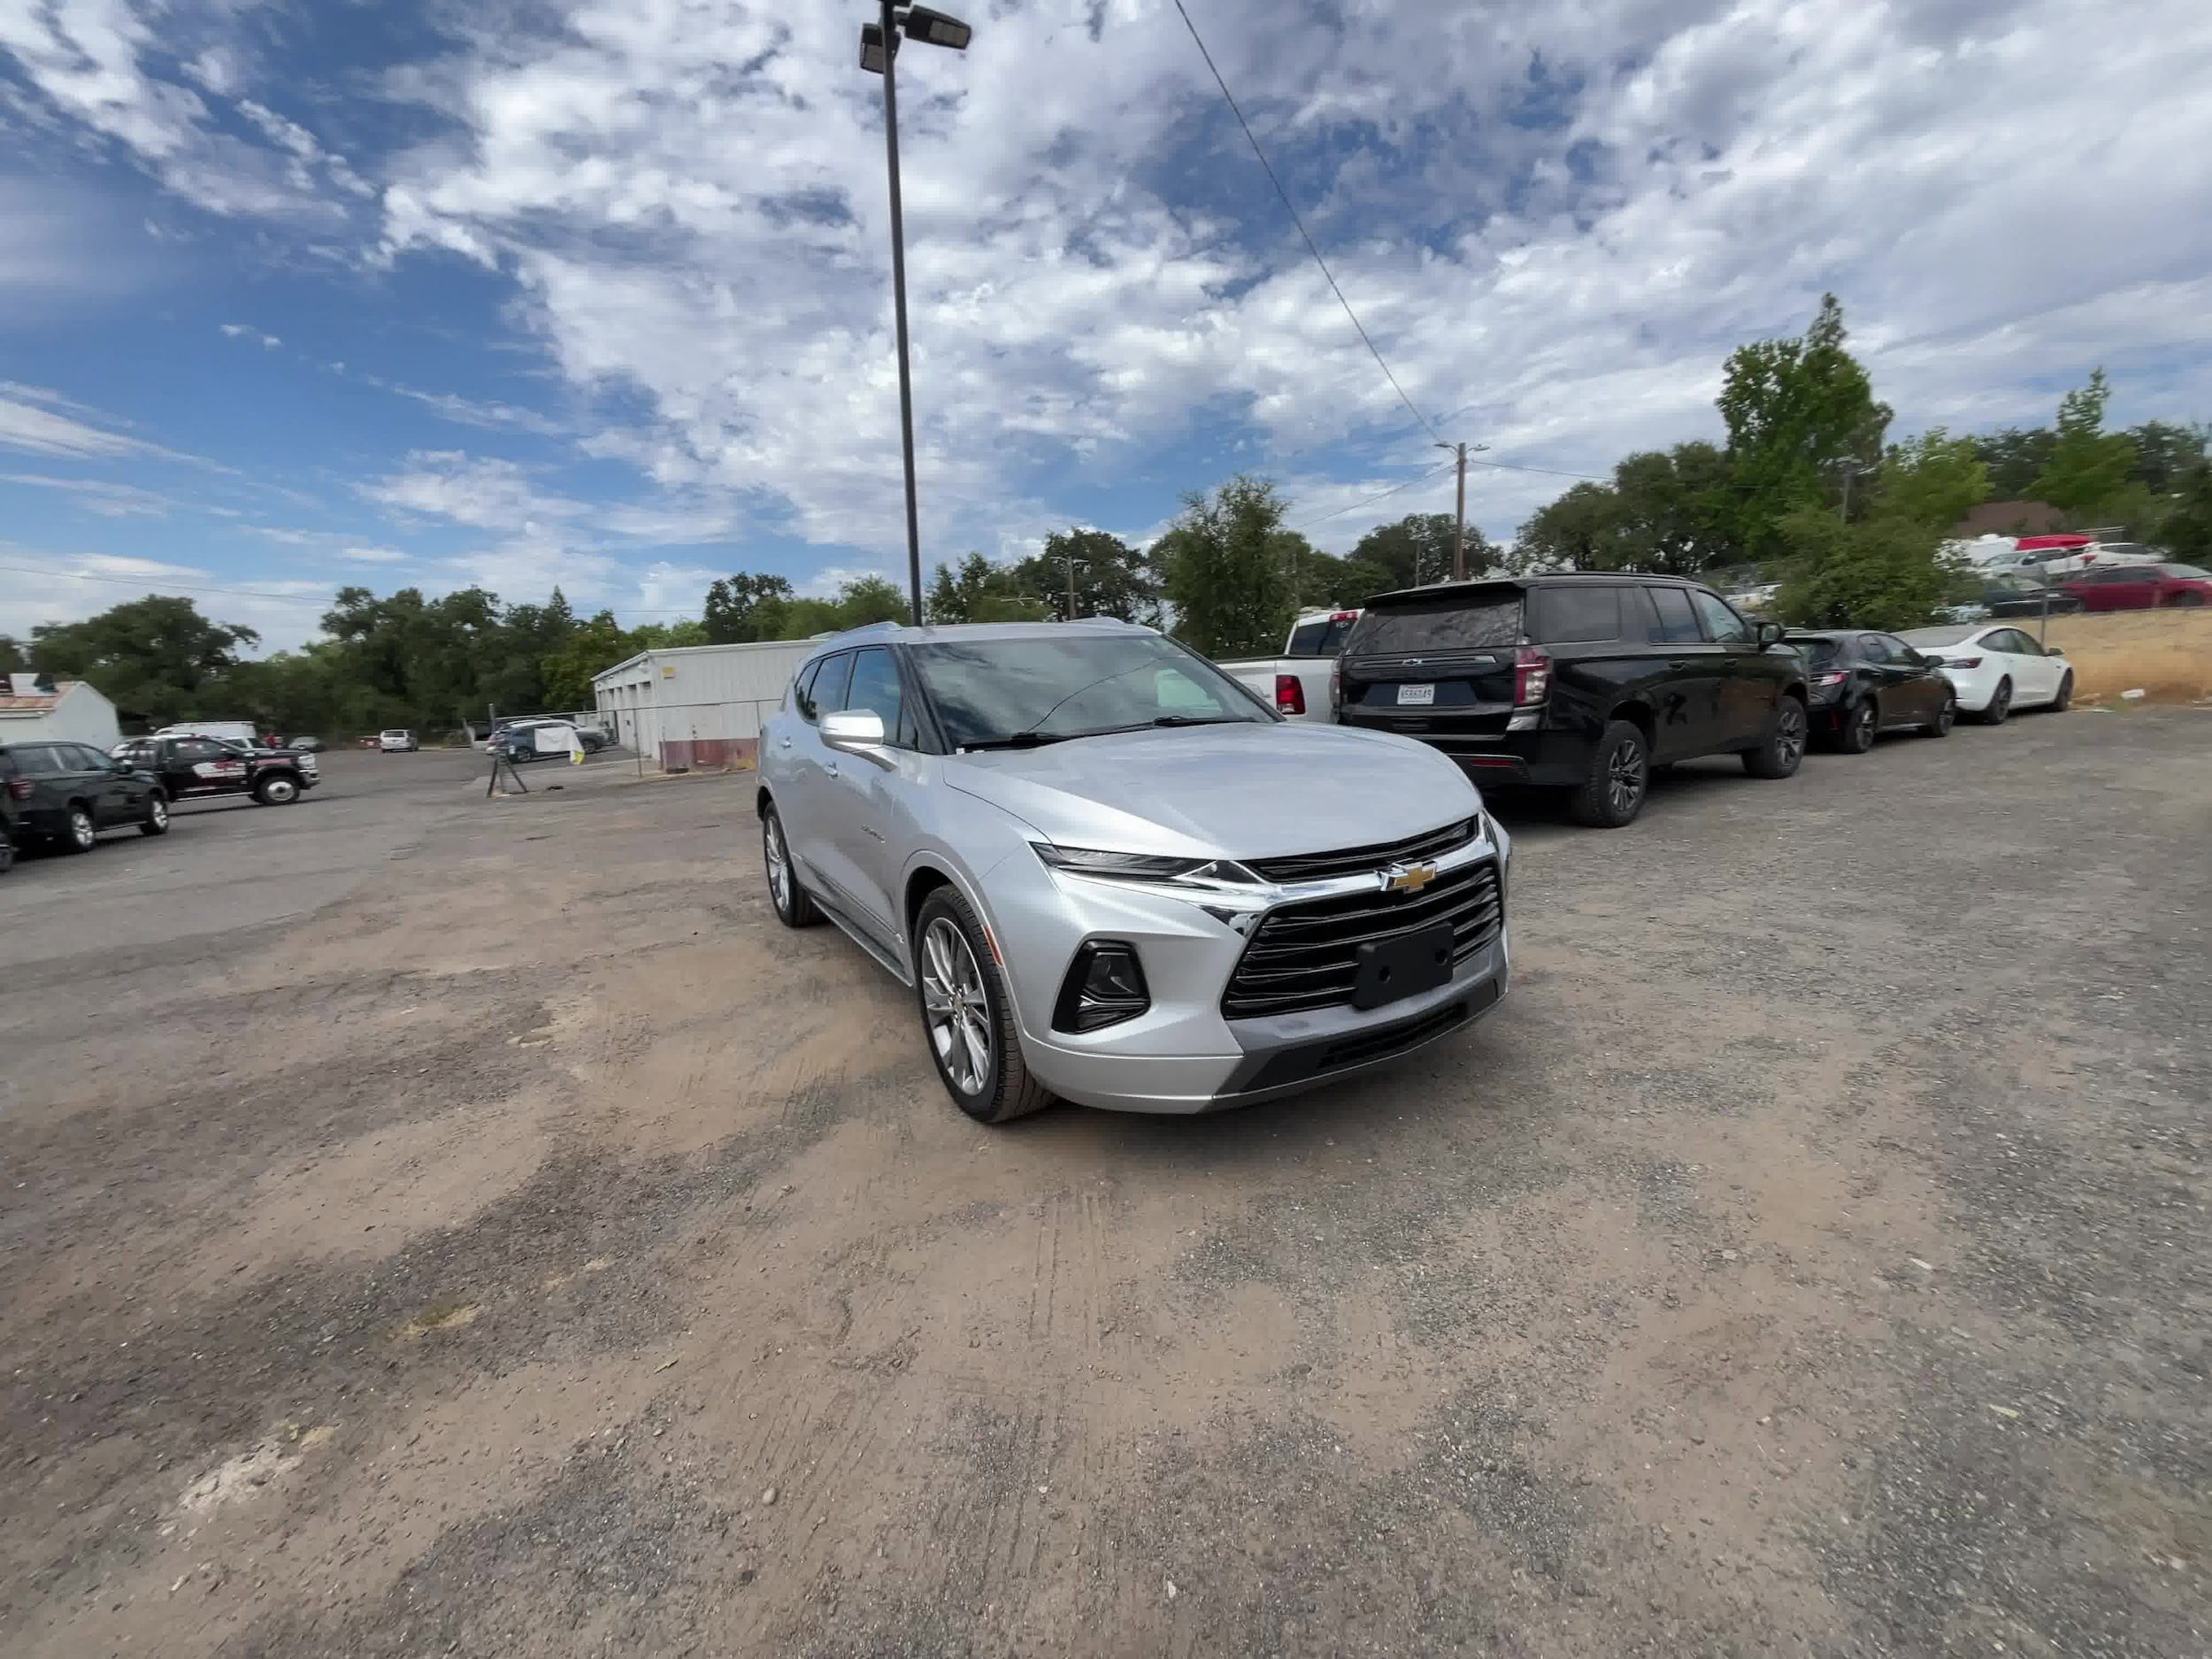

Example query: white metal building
[0,676,121,750]
[592,640,815,771]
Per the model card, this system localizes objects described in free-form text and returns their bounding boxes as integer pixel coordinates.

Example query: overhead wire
[1287,459,1457,531]
[1170,0,1440,446]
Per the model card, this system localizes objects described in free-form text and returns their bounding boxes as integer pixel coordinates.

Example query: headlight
[1031,843,1208,880]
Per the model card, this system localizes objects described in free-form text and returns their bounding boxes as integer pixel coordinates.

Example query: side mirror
[821,709,887,754]
[1756,621,1786,648]
[2047,645,2064,657]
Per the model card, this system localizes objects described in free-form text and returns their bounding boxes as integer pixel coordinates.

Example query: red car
[2059,563,2212,611]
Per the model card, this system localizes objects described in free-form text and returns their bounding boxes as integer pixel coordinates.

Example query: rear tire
[141,792,171,835]
[0,826,13,875]
[63,804,97,853]
[1742,695,1808,779]
[1569,721,1649,828]
[1920,691,1955,737]
[2052,671,2073,711]
[1840,698,1878,753]
[914,887,1054,1125]
[1981,678,2013,726]
[762,803,822,927]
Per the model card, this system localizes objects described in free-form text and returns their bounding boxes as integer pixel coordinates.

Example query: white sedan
[1900,625,2073,724]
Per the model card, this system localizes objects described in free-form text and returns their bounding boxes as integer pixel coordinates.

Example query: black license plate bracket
[1352,922,1455,1010]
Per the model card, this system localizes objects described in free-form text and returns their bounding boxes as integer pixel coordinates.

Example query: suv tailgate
[1339,588,1525,734]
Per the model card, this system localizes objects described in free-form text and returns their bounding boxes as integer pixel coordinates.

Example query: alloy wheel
[764,814,791,913]
[70,809,96,850]
[1776,702,1807,769]
[1607,741,1646,819]
[920,918,993,1096]
[150,796,169,830]
[1852,702,1877,749]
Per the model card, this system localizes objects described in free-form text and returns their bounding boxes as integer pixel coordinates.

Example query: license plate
[1353,922,1455,1010]
[1396,682,1436,706]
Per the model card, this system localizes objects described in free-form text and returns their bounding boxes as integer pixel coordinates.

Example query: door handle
[825,761,839,779]
[779,736,792,749]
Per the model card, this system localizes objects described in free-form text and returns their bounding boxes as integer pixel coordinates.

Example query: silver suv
[757,620,1511,1122]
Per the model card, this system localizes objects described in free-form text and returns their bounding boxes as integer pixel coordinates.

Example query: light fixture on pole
[859,4,973,626]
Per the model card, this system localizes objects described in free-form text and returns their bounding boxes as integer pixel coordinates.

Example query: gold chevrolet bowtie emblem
[1382,862,1437,895]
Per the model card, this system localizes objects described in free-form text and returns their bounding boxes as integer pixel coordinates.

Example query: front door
[1688,589,1771,747]
[781,651,855,906]
[817,645,912,938]
[68,745,138,825]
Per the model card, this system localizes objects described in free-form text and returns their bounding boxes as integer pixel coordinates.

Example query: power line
[1170,0,1440,445]
[1289,460,1456,530]
[1468,457,1608,481]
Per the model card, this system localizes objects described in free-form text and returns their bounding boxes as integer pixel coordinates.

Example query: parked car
[1975,573,2085,619]
[380,728,419,752]
[491,718,609,760]
[757,619,1511,1122]
[291,735,326,752]
[0,740,170,856]
[2059,564,2212,611]
[1333,574,1809,827]
[110,733,320,805]
[1216,608,1363,721]
[1899,625,2072,723]
[1784,631,1956,749]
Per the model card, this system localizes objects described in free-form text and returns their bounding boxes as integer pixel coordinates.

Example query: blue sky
[4,0,2210,649]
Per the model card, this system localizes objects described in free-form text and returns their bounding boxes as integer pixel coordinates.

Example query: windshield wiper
[959,731,1074,751]
[964,716,1247,752]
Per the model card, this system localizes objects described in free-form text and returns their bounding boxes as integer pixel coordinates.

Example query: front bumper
[987,822,1512,1115]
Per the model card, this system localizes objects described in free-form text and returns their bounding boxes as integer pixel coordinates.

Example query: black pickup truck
[110,734,322,806]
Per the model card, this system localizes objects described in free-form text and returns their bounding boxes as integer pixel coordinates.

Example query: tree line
[8,294,2207,732]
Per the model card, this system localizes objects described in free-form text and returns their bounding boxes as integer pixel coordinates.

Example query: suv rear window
[1347,594,1523,655]
[1530,585,1625,643]
[1787,636,1840,669]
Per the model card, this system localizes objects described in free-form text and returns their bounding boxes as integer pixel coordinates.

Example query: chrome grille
[1242,818,1477,885]
[1221,859,1504,1019]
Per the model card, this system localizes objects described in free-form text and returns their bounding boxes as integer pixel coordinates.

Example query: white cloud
[0,472,176,517]
[0,543,338,651]
[0,385,161,459]
[219,322,281,349]
[361,450,588,534]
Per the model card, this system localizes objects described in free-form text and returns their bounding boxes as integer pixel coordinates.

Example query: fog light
[1052,941,1150,1033]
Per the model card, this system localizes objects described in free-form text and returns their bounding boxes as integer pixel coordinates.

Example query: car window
[1347,594,1523,654]
[1531,585,1624,644]
[1854,634,1892,664]
[67,744,113,770]
[809,652,853,722]
[1786,635,1840,670]
[1286,619,1327,655]
[13,744,69,775]
[1874,634,1924,664]
[174,739,230,763]
[840,647,907,743]
[1689,590,1753,644]
[2162,565,2210,580]
[1646,587,1703,643]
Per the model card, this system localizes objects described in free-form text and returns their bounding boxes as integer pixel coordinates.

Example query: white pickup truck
[1217,609,1361,722]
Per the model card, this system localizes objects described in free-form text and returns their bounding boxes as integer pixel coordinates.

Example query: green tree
[1972,426,2057,500]
[1348,512,1476,588]
[1514,442,1739,575]
[703,572,795,643]
[2152,457,2212,561]
[626,619,709,649]
[926,554,1053,624]
[2030,369,2137,518]
[1015,528,1161,623]
[1157,475,1296,657]
[2123,419,2208,495]
[541,610,631,710]
[1717,294,1890,557]
[1286,546,1394,609]
[0,634,25,677]
[1877,428,1991,528]
[1770,509,1965,632]
[30,595,260,726]
[1514,482,1621,571]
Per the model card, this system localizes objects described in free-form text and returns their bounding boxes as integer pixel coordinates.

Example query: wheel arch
[1608,699,1655,745]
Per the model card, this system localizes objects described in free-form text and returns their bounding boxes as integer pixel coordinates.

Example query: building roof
[0,678,85,715]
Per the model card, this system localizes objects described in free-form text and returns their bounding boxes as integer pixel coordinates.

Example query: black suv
[0,740,170,866]
[1337,574,1809,827]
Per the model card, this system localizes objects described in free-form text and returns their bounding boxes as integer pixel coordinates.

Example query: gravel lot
[3,713,2207,1657]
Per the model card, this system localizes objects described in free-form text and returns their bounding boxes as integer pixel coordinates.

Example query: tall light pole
[860,5,973,626]
[1434,441,1489,581]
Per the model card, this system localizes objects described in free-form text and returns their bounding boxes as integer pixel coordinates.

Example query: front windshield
[909,634,1271,749]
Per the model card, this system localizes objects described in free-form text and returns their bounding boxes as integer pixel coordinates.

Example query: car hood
[943,721,1481,860]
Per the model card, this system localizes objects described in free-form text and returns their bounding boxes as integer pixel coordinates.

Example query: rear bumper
[1338,717,1589,787]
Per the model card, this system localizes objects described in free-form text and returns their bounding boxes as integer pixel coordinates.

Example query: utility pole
[1063,551,1079,620]
[879,0,925,625]
[1435,442,1489,580]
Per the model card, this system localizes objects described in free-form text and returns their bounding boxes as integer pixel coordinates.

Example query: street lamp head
[858,20,898,73]
[900,5,972,49]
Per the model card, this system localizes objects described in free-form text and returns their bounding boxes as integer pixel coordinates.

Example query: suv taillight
[1330,655,1343,714]
[1273,674,1306,716]
[6,777,30,801]
[1514,645,1552,706]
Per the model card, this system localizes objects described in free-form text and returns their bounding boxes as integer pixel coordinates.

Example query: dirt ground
[3,714,2208,1657]
[2037,606,2212,704]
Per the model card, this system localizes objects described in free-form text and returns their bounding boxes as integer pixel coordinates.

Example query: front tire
[255,774,302,805]
[1981,678,2012,726]
[1742,695,1808,779]
[1840,697,1878,753]
[762,803,822,927]
[1920,691,1955,737]
[63,804,97,853]
[141,792,171,835]
[2052,671,2073,711]
[0,826,14,875]
[914,887,1053,1125]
